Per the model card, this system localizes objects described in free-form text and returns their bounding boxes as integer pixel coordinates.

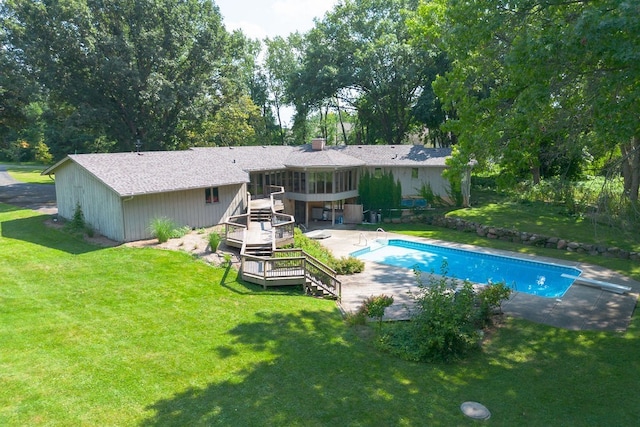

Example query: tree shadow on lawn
[1,212,104,255]
[218,263,308,298]
[140,311,640,426]
[140,309,462,426]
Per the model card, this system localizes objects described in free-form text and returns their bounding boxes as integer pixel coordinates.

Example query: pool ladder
[358,228,386,246]
[376,227,388,244]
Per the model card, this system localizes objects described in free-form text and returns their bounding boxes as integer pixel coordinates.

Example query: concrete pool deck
[314,227,639,332]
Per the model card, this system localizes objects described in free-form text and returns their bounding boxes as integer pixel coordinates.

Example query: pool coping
[351,238,582,298]
[316,228,639,332]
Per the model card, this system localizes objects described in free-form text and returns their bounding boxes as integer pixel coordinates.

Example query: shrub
[221,253,232,267]
[34,141,53,164]
[170,225,191,239]
[477,282,512,325]
[64,203,92,236]
[148,218,191,243]
[418,182,446,207]
[377,265,509,363]
[149,217,175,243]
[333,256,365,275]
[358,294,394,330]
[208,232,222,252]
[293,228,335,265]
[293,228,364,275]
[345,310,368,326]
[69,203,85,230]
[408,270,479,362]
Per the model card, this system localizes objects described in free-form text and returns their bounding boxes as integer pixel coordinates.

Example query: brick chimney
[311,138,326,151]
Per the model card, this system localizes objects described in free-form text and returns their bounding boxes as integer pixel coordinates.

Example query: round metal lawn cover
[460,401,491,420]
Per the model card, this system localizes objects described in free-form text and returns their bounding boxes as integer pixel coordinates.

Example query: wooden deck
[249,198,273,211]
[246,221,273,245]
[224,189,339,298]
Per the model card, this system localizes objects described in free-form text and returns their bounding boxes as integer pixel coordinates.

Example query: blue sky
[215,0,339,39]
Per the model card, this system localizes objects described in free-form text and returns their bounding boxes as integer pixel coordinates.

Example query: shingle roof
[192,145,293,171]
[62,151,249,196]
[44,144,451,197]
[188,144,451,169]
[283,145,365,168]
[335,145,452,166]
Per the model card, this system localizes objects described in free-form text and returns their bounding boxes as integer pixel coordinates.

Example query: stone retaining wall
[409,215,640,262]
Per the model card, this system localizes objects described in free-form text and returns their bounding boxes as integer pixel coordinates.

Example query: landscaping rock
[417,215,638,265]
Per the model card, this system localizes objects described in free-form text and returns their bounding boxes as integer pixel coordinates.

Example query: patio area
[315,227,639,332]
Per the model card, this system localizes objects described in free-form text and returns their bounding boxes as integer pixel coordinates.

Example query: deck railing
[272,212,294,246]
[241,249,341,299]
[268,185,285,212]
[280,249,341,298]
[224,186,340,299]
[241,252,306,287]
[224,208,249,248]
[269,186,294,246]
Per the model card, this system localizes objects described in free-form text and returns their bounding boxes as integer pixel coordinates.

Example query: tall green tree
[264,34,301,144]
[294,0,442,145]
[0,24,41,157]
[234,35,283,145]
[183,94,262,147]
[1,0,243,154]
[417,0,640,197]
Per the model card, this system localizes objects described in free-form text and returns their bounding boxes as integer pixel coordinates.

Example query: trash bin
[370,210,377,223]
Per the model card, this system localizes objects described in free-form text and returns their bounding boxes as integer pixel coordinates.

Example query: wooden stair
[244,242,273,257]
[250,207,272,223]
[304,280,339,300]
[224,187,340,300]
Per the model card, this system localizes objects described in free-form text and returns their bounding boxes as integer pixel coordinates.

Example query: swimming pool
[351,239,582,298]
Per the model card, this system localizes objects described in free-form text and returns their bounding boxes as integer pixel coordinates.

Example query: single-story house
[43,141,468,242]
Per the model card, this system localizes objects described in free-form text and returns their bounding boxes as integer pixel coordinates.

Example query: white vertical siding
[54,162,125,241]
[122,183,247,241]
[363,166,450,198]
[54,161,248,242]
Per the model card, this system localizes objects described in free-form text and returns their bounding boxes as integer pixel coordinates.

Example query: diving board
[561,274,632,294]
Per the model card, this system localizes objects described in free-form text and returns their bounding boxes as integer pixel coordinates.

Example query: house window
[348,170,355,190]
[308,172,317,194]
[325,172,333,193]
[205,187,219,203]
[250,173,263,196]
[291,171,306,193]
[412,168,419,179]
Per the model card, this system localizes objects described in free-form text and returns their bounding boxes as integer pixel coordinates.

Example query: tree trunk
[529,159,541,185]
[335,96,349,145]
[274,99,285,145]
[322,104,330,140]
[621,136,640,201]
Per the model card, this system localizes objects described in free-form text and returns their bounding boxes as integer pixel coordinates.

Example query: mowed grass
[2,163,54,185]
[2,204,640,425]
[448,199,640,252]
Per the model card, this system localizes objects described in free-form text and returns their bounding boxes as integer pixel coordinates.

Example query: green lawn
[447,192,640,252]
[2,204,639,425]
[2,163,54,185]
[449,202,640,252]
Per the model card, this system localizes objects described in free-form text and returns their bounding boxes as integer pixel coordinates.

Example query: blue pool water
[351,239,582,298]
